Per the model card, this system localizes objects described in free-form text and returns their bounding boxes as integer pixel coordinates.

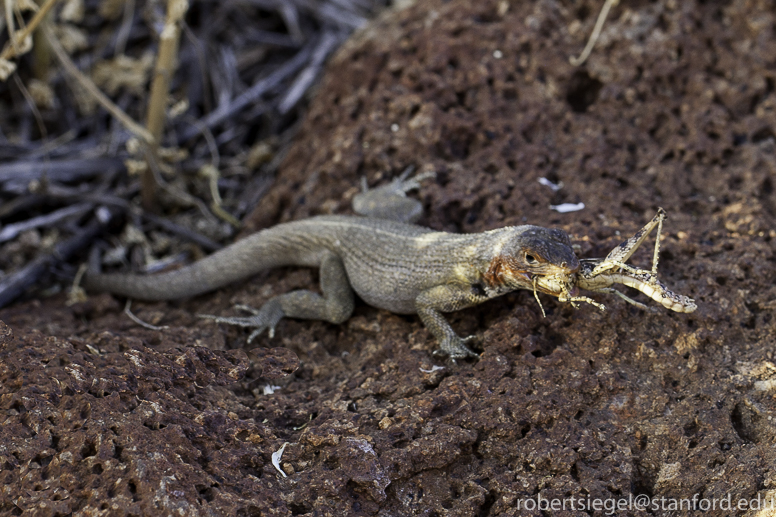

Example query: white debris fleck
[95,206,112,223]
[263,384,282,395]
[346,437,376,456]
[538,177,563,191]
[550,202,585,213]
[492,49,503,59]
[65,366,86,382]
[125,350,144,367]
[755,379,776,391]
[390,123,400,132]
[272,442,289,478]
[419,365,445,373]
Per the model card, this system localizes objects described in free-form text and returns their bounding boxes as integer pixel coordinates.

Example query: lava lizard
[85,171,579,358]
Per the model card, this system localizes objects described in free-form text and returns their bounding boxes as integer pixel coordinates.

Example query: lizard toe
[247,327,268,344]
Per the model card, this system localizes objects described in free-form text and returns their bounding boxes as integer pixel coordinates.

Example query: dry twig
[0,0,61,69]
[569,0,619,66]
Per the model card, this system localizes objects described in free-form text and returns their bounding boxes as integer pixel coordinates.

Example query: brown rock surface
[3,0,776,515]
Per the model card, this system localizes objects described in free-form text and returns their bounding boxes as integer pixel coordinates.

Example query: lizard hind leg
[200,253,355,344]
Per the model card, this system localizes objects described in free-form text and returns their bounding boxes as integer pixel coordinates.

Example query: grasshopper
[534,208,697,314]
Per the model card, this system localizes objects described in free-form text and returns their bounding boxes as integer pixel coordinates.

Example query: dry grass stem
[0,0,60,62]
[569,0,619,66]
[143,0,188,209]
[145,0,187,143]
[12,73,46,138]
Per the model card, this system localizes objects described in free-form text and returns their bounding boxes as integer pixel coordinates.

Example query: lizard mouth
[532,274,578,297]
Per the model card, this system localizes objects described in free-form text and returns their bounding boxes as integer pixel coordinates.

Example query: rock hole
[566,70,603,113]
[570,462,580,482]
[576,4,591,20]
[752,127,775,144]
[197,484,216,503]
[129,479,139,501]
[731,402,759,443]
[683,421,698,436]
[477,490,497,517]
[761,176,773,195]
[81,440,97,459]
[727,175,743,190]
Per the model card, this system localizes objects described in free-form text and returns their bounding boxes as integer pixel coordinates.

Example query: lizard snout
[561,259,580,274]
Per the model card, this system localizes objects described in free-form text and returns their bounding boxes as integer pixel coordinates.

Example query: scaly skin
[85,174,579,358]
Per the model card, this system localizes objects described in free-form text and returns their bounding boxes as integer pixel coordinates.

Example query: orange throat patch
[483,255,531,289]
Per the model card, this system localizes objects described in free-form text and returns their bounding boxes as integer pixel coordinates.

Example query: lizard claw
[436,334,480,360]
[248,326,269,343]
[389,166,436,194]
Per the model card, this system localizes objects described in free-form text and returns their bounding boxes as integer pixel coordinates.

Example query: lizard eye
[525,253,538,264]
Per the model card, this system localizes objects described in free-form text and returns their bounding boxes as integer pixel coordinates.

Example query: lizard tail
[84,255,246,300]
[83,223,324,300]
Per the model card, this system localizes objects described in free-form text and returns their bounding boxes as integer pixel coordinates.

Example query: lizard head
[483,226,579,292]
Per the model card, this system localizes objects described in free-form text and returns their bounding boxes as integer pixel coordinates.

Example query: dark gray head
[483,226,579,289]
[513,226,579,274]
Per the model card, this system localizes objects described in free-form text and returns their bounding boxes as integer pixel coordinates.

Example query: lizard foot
[382,165,436,195]
[434,335,480,360]
[199,301,285,344]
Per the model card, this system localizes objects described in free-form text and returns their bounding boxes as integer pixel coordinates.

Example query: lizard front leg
[202,252,355,342]
[352,166,434,223]
[415,284,489,359]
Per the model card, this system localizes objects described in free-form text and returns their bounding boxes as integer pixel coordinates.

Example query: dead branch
[176,39,315,143]
[0,202,92,243]
[278,30,341,114]
[0,156,124,184]
[0,208,113,308]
